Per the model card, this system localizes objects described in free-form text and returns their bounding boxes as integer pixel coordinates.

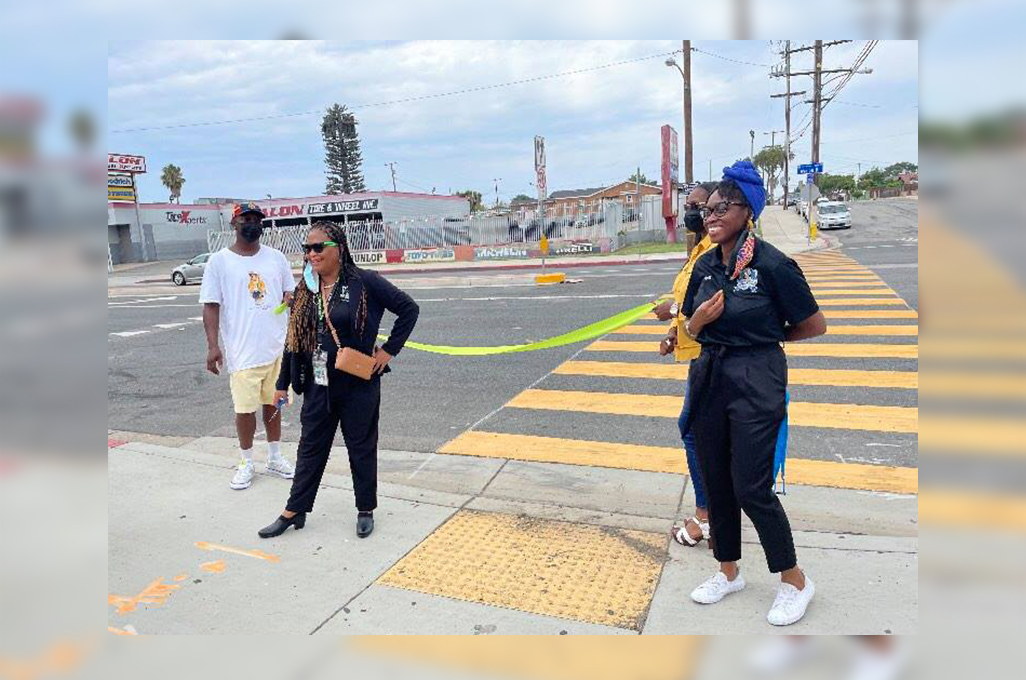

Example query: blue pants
[678,378,707,509]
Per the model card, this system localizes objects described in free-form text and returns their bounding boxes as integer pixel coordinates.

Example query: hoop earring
[747,217,755,230]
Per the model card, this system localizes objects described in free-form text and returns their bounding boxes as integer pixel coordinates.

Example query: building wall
[548,181,662,217]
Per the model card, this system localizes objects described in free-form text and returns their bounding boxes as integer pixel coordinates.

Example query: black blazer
[276,268,419,394]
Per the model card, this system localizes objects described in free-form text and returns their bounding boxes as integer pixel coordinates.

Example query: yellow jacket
[670,235,714,361]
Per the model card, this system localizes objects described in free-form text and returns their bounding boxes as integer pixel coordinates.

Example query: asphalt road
[109,199,918,469]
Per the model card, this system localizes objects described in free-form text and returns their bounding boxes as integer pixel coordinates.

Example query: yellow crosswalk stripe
[505,389,918,433]
[586,340,918,359]
[639,309,920,320]
[920,372,1026,399]
[809,281,892,288]
[822,310,919,319]
[812,289,897,296]
[554,360,919,389]
[611,324,917,337]
[919,416,1026,455]
[439,431,918,494]
[816,298,908,306]
[920,489,1026,531]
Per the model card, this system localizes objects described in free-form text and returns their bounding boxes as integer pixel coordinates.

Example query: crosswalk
[439,249,919,495]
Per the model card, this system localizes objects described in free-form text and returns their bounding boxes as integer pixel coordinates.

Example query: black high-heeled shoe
[356,511,374,538]
[258,512,306,538]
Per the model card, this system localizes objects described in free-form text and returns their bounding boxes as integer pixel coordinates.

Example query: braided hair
[284,220,369,353]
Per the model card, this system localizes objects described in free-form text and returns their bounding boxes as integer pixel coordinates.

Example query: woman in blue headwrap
[680,160,827,626]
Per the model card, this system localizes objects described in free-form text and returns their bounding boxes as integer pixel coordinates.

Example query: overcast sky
[107,40,918,204]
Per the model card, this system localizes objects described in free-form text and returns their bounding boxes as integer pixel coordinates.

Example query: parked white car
[816,201,852,229]
[171,252,211,285]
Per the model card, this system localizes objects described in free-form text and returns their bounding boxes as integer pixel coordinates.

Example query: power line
[111,50,679,134]
[690,46,772,68]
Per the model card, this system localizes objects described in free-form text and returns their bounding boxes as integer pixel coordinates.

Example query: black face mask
[684,209,705,233]
[239,224,264,243]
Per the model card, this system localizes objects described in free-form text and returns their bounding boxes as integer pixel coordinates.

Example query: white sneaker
[690,570,746,604]
[230,460,255,490]
[266,457,295,479]
[767,573,816,626]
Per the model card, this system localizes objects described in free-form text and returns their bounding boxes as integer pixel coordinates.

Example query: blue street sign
[806,174,814,185]
[797,163,823,174]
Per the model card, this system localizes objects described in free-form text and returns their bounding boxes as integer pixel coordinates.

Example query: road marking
[808,280,889,288]
[920,372,1026,399]
[920,489,1026,531]
[438,431,917,493]
[154,322,189,329]
[612,324,917,337]
[821,310,918,319]
[811,289,897,296]
[815,298,909,306]
[108,296,177,306]
[110,330,150,338]
[554,361,918,389]
[919,417,1026,456]
[194,541,281,563]
[585,340,919,359]
[415,293,657,303]
[505,389,918,433]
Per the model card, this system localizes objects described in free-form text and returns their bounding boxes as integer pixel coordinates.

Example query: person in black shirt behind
[258,221,419,540]
[681,161,826,626]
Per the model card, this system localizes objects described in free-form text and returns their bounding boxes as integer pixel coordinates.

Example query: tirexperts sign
[474,246,528,260]
[165,210,209,226]
[352,250,386,265]
[404,248,456,263]
[307,199,380,215]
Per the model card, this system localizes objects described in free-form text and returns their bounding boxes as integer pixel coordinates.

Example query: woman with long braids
[258,221,419,539]
[681,161,826,626]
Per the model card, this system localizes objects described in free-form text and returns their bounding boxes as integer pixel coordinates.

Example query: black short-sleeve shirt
[682,238,819,347]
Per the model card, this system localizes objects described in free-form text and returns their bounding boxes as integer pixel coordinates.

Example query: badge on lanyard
[312,348,329,386]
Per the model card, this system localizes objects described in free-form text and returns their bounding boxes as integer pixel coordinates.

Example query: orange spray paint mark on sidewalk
[200,560,226,573]
[108,578,180,615]
[194,541,280,563]
[108,625,139,636]
[174,573,189,582]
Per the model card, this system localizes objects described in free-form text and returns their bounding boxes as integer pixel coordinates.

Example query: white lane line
[108,304,202,309]
[154,322,189,329]
[189,316,203,321]
[108,296,178,306]
[110,330,150,338]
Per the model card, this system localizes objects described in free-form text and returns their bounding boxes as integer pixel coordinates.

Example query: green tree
[883,161,918,179]
[627,171,651,185]
[511,193,533,203]
[752,145,793,205]
[321,104,366,194]
[857,166,900,191]
[815,173,856,197]
[160,164,185,204]
[456,190,484,212]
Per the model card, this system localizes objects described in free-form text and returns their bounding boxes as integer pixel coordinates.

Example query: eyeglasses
[701,201,746,218]
[301,241,338,254]
[684,202,706,211]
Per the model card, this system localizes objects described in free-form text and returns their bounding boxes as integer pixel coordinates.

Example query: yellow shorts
[229,356,282,414]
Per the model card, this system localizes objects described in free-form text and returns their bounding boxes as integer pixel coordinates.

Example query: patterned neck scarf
[729,228,757,281]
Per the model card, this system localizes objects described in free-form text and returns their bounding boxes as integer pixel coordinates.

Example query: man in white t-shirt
[200,202,297,490]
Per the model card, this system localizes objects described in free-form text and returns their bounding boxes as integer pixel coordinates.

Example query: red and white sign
[534,136,547,200]
[108,153,147,174]
[165,210,208,225]
[660,125,679,218]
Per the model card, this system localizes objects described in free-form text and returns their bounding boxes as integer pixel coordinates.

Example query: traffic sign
[799,184,821,201]
[797,162,823,175]
[806,174,814,185]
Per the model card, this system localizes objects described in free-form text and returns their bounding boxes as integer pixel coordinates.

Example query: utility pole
[682,40,694,184]
[762,129,785,204]
[636,165,641,223]
[812,40,823,179]
[385,162,397,192]
[709,159,712,181]
[492,178,502,209]
[749,130,755,160]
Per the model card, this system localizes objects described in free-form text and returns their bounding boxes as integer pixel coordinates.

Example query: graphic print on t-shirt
[248,272,268,306]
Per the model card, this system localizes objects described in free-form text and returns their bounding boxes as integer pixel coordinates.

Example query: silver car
[171,252,211,285]
[816,201,852,229]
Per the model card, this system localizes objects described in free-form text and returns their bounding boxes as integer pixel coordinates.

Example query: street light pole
[682,40,693,184]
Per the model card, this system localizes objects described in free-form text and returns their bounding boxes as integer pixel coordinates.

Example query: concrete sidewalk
[108,435,916,635]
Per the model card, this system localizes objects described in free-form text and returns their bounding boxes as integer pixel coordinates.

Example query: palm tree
[68,110,95,152]
[160,164,186,204]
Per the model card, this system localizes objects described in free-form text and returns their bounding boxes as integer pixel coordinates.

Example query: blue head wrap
[722,160,766,221]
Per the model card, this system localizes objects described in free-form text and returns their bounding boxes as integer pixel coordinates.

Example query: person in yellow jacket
[654,182,718,547]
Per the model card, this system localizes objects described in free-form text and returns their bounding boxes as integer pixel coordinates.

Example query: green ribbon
[377,301,656,356]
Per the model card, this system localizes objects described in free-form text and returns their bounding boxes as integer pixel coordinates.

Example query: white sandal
[671,516,710,546]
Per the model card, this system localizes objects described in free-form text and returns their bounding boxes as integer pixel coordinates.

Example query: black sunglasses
[701,201,746,218]
[301,241,339,254]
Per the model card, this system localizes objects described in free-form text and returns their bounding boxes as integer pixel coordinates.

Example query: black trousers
[689,344,797,573]
[285,379,381,514]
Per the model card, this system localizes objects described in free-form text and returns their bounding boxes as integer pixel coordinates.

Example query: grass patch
[613,242,690,256]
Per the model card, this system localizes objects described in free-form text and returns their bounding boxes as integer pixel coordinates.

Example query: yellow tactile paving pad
[377,509,666,630]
